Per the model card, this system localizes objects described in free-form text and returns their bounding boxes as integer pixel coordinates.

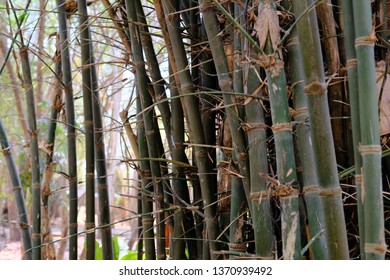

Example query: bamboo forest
[0,0,389,261]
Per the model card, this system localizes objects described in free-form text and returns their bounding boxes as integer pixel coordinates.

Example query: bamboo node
[271,123,292,132]
[2,146,10,155]
[31,232,42,239]
[197,149,207,158]
[364,242,387,255]
[228,243,247,252]
[257,55,284,77]
[304,81,327,95]
[142,217,154,225]
[318,187,342,197]
[355,32,376,47]
[19,222,30,229]
[285,36,299,48]
[97,183,108,190]
[69,223,78,229]
[68,176,78,183]
[67,132,77,139]
[141,169,152,177]
[303,185,319,194]
[250,191,271,204]
[238,152,248,160]
[346,59,358,69]
[355,175,363,185]
[272,185,299,198]
[100,225,112,232]
[28,129,38,137]
[20,46,28,55]
[241,122,268,132]
[145,130,155,137]
[84,120,94,126]
[199,1,214,12]
[358,144,381,155]
[219,79,233,89]
[291,107,308,119]
[85,222,96,228]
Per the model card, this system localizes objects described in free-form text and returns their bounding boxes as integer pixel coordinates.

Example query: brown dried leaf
[254,0,281,54]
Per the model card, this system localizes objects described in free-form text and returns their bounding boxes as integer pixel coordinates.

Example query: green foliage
[91,236,141,260]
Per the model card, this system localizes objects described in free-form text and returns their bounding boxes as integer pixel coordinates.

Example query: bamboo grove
[0,0,389,260]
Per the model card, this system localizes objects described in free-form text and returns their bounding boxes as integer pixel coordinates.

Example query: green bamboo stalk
[137,97,156,260]
[282,0,327,259]
[0,119,32,260]
[41,46,62,260]
[77,0,96,260]
[90,39,113,260]
[340,0,365,260]
[169,66,198,259]
[255,0,301,259]
[56,0,79,259]
[137,187,144,260]
[243,53,274,258]
[227,4,250,258]
[292,0,349,259]
[159,0,221,259]
[228,157,247,258]
[239,1,274,257]
[125,0,166,260]
[199,0,251,204]
[316,0,346,166]
[19,43,41,261]
[134,0,172,151]
[352,0,385,260]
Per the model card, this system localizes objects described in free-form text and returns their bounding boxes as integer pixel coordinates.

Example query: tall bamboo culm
[90,43,113,260]
[200,0,252,204]
[282,0,326,260]
[125,0,166,259]
[19,38,41,261]
[0,119,32,259]
[352,0,386,260]
[159,0,221,259]
[243,47,274,258]
[77,0,96,260]
[291,0,349,259]
[255,0,301,259]
[41,44,62,260]
[340,0,365,259]
[56,0,79,259]
[137,95,156,260]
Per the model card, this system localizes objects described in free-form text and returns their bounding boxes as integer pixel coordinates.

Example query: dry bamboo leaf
[254,0,281,54]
